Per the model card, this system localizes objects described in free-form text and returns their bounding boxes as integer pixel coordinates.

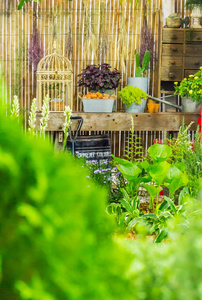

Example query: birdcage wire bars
[36,48,73,112]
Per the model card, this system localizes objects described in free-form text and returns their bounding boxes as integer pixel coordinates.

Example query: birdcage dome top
[37,52,73,73]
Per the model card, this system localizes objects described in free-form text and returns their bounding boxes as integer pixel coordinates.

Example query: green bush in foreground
[0,113,134,300]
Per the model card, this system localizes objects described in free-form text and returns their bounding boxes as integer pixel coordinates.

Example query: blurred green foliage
[125,200,202,300]
[0,113,134,300]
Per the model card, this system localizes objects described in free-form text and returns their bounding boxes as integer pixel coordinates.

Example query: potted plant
[119,85,148,113]
[186,0,202,28]
[77,63,121,112]
[128,50,150,93]
[174,67,202,112]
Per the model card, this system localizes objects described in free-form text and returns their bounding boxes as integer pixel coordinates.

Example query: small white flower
[11,95,20,118]
[40,94,50,134]
[28,98,37,135]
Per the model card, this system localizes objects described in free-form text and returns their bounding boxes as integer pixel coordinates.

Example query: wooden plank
[36,112,199,132]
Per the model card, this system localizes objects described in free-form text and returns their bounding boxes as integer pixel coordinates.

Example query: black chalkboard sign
[66,134,111,163]
[65,116,111,163]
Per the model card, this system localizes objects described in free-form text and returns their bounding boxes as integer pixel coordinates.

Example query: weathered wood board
[36,112,199,132]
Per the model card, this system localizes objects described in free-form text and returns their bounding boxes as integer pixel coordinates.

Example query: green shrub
[0,114,134,300]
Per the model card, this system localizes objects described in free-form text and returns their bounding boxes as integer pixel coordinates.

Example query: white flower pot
[82,98,114,113]
[191,6,202,28]
[124,99,147,113]
[128,77,148,93]
[182,97,201,113]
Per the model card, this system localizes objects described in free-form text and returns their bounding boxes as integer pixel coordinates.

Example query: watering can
[148,94,182,110]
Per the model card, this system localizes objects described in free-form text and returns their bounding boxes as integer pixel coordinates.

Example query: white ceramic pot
[128,77,148,93]
[191,6,202,28]
[182,97,201,113]
[124,99,147,113]
[82,98,114,113]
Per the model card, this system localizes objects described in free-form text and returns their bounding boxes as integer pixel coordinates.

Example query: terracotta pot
[147,103,155,113]
[148,103,160,113]
[148,99,155,104]
[154,103,160,112]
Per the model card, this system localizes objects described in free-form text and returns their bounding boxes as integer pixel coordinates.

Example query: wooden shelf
[36,112,199,132]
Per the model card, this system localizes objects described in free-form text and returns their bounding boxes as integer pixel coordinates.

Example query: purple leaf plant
[77,64,121,92]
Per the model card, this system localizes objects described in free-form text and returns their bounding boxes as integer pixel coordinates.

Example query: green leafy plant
[166,121,202,197]
[174,67,202,102]
[119,85,148,108]
[109,143,190,242]
[135,50,151,77]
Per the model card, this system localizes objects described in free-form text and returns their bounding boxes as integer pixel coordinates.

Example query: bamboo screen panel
[0,0,174,156]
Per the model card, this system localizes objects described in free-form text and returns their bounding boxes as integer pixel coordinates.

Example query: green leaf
[155,229,168,243]
[164,166,182,183]
[138,160,150,171]
[142,183,162,200]
[175,162,186,172]
[127,217,142,230]
[164,196,177,215]
[135,67,142,77]
[120,188,131,202]
[142,50,151,73]
[158,200,170,211]
[120,198,133,214]
[18,0,26,10]
[112,155,142,181]
[149,161,171,185]
[158,211,172,219]
[142,213,158,221]
[164,173,189,198]
[148,144,172,163]
[135,51,140,68]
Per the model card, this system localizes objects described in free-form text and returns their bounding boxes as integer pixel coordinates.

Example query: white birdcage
[36,43,73,112]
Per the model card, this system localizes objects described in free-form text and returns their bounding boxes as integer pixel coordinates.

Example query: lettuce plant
[119,85,148,108]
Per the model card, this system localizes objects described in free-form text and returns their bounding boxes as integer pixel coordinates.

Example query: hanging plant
[83,0,99,60]
[66,15,73,58]
[139,25,153,65]
[66,28,73,57]
[98,2,108,63]
[139,3,154,66]
[28,23,44,71]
